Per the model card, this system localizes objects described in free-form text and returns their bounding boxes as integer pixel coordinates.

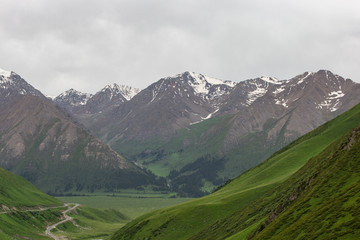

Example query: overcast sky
[1,0,359,96]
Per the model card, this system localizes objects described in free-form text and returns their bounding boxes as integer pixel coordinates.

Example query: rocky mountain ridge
[70,69,360,196]
[0,68,44,109]
[2,67,360,196]
[80,70,360,143]
[54,83,140,114]
[0,68,158,194]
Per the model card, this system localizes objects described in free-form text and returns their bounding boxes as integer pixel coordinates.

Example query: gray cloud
[0,0,359,96]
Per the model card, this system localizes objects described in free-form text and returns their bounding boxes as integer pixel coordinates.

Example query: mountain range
[54,83,140,115]
[2,67,360,196]
[0,69,158,194]
[53,69,360,196]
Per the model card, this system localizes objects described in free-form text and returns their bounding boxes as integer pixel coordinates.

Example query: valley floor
[57,193,192,219]
[49,193,192,239]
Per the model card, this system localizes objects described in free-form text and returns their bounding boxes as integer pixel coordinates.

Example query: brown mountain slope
[0,94,157,194]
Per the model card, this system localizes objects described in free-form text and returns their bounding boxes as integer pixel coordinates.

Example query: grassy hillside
[250,125,360,239]
[189,125,360,239]
[0,167,63,239]
[111,102,360,239]
[0,167,137,240]
[0,167,61,207]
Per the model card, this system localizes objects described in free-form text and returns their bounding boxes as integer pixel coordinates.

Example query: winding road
[45,203,80,240]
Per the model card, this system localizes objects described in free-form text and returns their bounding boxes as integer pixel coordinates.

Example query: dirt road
[45,203,80,240]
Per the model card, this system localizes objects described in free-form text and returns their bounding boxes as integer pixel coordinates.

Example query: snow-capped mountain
[108,83,141,101]
[0,68,45,109]
[2,67,360,197]
[219,76,285,112]
[218,70,360,149]
[70,70,360,190]
[67,71,235,142]
[54,88,92,106]
[0,68,12,79]
[54,83,141,114]
[165,71,236,99]
[94,83,141,102]
[78,70,360,144]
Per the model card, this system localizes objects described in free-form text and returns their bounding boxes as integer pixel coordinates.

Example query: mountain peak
[164,71,237,97]
[103,83,120,91]
[101,83,141,101]
[0,68,12,78]
[59,88,91,97]
[259,76,283,85]
[0,69,44,100]
[55,89,92,106]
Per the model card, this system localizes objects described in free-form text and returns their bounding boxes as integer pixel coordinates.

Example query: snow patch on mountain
[190,108,219,125]
[150,80,164,103]
[184,72,236,97]
[260,76,282,85]
[102,83,141,101]
[273,85,286,95]
[121,86,141,101]
[0,68,12,78]
[207,86,231,101]
[275,98,289,108]
[162,71,237,102]
[189,72,236,87]
[56,89,92,106]
[317,90,345,112]
[46,95,56,100]
[328,90,345,100]
[0,68,13,88]
[247,85,267,105]
[297,72,313,84]
[188,72,210,94]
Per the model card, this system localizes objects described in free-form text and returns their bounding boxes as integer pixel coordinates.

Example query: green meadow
[53,193,191,239]
[57,194,192,219]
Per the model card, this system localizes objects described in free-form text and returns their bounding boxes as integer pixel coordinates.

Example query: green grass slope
[250,126,360,239]
[0,167,63,239]
[0,167,61,207]
[0,167,133,240]
[190,124,360,240]
[0,208,64,240]
[111,102,360,240]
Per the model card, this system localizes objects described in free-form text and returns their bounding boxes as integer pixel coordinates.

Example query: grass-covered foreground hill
[0,167,61,207]
[0,167,63,239]
[0,167,130,240]
[111,102,360,239]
